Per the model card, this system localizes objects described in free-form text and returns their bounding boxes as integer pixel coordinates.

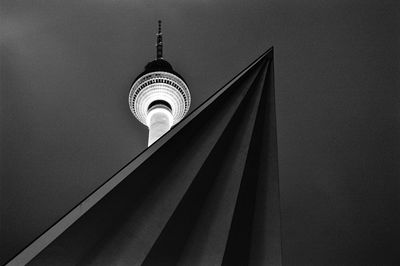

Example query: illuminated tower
[129,21,191,146]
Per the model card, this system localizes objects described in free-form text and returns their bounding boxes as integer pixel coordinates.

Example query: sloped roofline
[5,46,274,266]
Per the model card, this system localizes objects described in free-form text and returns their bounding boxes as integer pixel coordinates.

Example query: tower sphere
[129,21,191,146]
[128,60,191,127]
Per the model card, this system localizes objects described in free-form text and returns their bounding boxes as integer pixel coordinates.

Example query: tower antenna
[156,20,163,59]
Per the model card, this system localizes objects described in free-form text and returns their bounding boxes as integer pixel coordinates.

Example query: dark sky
[1,0,399,264]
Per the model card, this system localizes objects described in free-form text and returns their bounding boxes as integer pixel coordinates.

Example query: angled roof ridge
[5,46,274,266]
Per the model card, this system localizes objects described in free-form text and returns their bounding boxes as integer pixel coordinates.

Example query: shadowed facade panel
[6,48,281,266]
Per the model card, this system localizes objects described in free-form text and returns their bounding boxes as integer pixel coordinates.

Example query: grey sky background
[1,0,399,264]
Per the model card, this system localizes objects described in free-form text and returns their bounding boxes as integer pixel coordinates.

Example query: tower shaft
[147,107,173,145]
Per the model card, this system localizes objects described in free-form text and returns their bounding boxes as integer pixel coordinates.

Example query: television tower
[129,21,191,146]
